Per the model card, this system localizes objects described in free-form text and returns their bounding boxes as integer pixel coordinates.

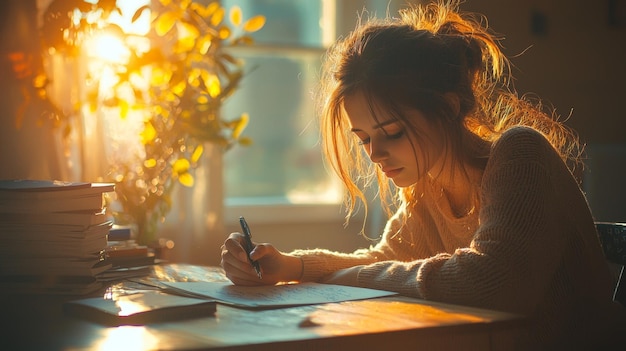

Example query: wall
[460,0,626,221]
[461,0,626,143]
[0,0,69,181]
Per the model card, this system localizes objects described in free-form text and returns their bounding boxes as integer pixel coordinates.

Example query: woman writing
[220,1,624,348]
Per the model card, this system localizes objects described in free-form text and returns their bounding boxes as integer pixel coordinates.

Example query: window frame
[221,0,409,225]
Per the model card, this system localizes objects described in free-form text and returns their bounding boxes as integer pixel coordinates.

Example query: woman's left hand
[321,265,364,287]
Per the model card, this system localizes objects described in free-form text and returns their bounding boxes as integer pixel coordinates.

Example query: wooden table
[2,264,526,351]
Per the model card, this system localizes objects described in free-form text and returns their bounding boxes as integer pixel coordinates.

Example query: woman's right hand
[220,232,303,286]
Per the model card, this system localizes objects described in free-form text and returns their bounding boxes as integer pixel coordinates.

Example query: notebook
[63,290,216,326]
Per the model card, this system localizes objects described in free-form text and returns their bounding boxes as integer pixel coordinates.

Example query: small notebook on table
[63,290,216,326]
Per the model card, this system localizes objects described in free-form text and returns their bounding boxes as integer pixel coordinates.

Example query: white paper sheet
[160,281,397,308]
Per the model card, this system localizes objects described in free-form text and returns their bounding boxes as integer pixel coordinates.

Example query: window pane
[222,0,339,204]
[222,0,323,46]
[223,52,341,203]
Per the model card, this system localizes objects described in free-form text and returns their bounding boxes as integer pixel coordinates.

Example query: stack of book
[0,180,115,294]
[97,225,157,281]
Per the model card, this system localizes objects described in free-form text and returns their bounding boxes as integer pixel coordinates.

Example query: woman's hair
[317,0,581,223]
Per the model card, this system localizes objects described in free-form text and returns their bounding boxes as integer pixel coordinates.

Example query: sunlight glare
[93,326,159,351]
[86,33,130,64]
[84,0,149,63]
[79,0,152,168]
[287,178,342,204]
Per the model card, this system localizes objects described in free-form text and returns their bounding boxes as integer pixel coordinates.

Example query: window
[221,0,410,223]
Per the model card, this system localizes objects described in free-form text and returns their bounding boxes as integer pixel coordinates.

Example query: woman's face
[344,92,446,187]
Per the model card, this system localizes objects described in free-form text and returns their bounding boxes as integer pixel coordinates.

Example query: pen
[239,216,262,279]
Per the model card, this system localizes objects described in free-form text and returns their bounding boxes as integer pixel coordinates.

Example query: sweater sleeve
[356,127,570,313]
[290,205,411,282]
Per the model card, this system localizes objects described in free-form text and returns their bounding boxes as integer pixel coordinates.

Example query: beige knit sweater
[291,126,624,348]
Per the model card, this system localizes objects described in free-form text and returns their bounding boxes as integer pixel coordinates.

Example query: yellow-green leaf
[199,68,210,85]
[189,3,206,16]
[207,74,221,98]
[218,26,231,40]
[180,0,192,10]
[211,7,225,27]
[197,94,209,104]
[153,105,163,116]
[188,68,201,87]
[173,158,190,174]
[144,158,157,168]
[191,144,204,163]
[205,2,220,18]
[178,172,194,187]
[155,11,177,36]
[141,121,157,144]
[33,74,47,89]
[243,15,266,32]
[171,80,187,96]
[177,22,199,52]
[232,113,249,139]
[119,99,129,119]
[132,5,149,23]
[197,35,212,54]
[238,136,253,146]
[150,67,170,86]
[234,35,254,45]
[230,6,242,26]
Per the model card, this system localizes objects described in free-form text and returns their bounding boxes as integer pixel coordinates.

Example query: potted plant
[37,0,265,245]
